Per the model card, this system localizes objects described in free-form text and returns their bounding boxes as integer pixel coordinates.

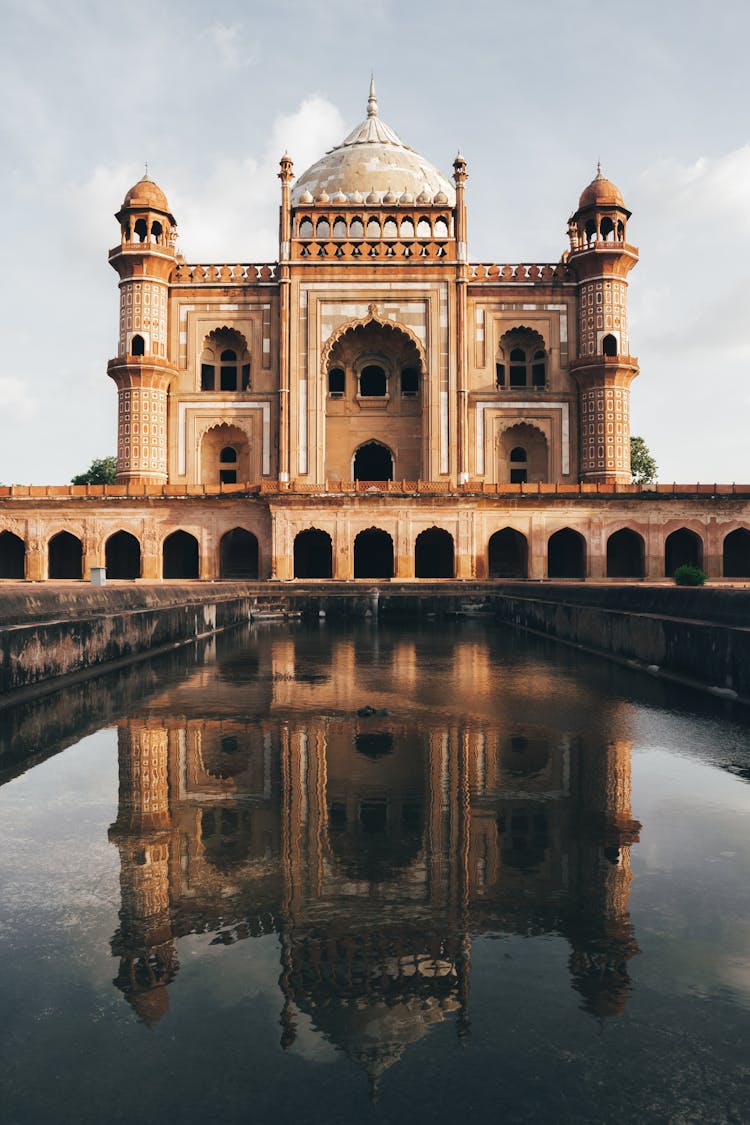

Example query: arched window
[434,217,449,240]
[417,217,431,239]
[353,442,393,481]
[219,446,237,484]
[498,328,547,390]
[350,217,364,239]
[383,217,398,240]
[359,364,387,397]
[332,217,347,239]
[133,218,148,242]
[400,217,415,239]
[298,217,313,239]
[600,217,615,241]
[316,217,330,239]
[509,446,528,484]
[328,367,345,395]
[151,220,162,241]
[131,334,145,357]
[366,217,381,239]
[602,334,618,357]
[200,329,250,393]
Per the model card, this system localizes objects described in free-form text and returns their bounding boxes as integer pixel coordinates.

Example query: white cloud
[204,22,258,70]
[172,95,345,262]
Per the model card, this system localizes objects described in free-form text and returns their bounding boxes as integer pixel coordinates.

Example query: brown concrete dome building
[1,83,749,583]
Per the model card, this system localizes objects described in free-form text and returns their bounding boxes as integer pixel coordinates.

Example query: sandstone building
[1,83,749,581]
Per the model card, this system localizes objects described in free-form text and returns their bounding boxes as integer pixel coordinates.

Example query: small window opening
[134,218,148,242]
[328,367,345,395]
[510,446,528,484]
[350,217,364,239]
[359,364,386,397]
[241,362,251,390]
[131,334,145,357]
[151,220,162,241]
[299,218,313,239]
[220,348,238,391]
[417,217,431,238]
[400,368,419,396]
[434,217,449,240]
[496,362,505,387]
[201,363,215,391]
[602,334,617,357]
[316,218,330,239]
[532,350,546,387]
[400,217,415,239]
[220,470,237,484]
[332,217,347,238]
[383,217,398,240]
[220,446,237,463]
[366,218,381,239]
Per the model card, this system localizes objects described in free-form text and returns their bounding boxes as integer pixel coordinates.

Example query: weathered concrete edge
[0,596,257,707]
[491,593,750,705]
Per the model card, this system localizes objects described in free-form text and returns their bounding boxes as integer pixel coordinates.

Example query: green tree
[71,456,118,485]
[630,436,657,485]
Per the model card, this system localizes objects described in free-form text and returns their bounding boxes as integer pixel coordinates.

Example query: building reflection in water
[109,629,640,1090]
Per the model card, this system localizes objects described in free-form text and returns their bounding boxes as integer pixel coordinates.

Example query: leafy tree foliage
[630,436,657,485]
[71,456,118,485]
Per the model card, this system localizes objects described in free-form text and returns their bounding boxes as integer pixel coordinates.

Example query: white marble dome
[291,82,455,207]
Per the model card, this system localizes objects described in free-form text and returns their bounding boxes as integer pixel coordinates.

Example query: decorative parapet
[171,262,278,285]
[1,481,750,500]
[469,262,572,283]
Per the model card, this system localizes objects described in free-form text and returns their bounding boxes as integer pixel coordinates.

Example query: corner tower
[568,168,639,484]
[107,175,178,484]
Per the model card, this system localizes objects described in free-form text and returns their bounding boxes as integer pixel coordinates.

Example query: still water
[0,620,748,1124]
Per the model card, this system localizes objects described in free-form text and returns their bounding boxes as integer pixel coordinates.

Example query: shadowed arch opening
[48,531,83,579]
[548,528,586,579]
[294,529,333,579]
[665,528,703,576]
[354,528,393,579]
[0,531,25,579]
[163,530,199,579]
[353,441,393,482]
[105,531,141,580]
[220,528,259,579]
[723,528,750,578]
[415,527,454,578]
[489,528,528,578]
[606,529,645,579]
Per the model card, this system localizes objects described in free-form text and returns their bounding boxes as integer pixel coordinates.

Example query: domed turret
[578,166,625,211]
[290,80,455,206]
[122,174,171,214]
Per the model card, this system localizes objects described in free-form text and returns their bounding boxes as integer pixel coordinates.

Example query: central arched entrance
[354,528,394,578]
[353,442,393,482]
[48,531,83,579]
[547,528,586,579]
[105,531,141,580]
[163,530,199,579]
[664,528,703,576]
[488,529,528,578]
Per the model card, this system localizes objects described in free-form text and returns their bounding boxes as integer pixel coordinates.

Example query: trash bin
[90,567,106,586]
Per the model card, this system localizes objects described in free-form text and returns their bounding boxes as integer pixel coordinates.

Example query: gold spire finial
[367,74,378,118]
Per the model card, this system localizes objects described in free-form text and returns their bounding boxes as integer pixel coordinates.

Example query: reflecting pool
[0,621,748,1124]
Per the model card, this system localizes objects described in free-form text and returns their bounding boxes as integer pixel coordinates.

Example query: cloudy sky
[2,0,748,484]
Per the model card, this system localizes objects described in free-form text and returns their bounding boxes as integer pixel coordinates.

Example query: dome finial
[596,159,603,178]
[367,74,378,118]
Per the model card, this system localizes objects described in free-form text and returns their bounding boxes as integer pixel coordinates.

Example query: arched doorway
[294,529,333,579]
[105,531,141,580]
[664,528,703,576]
[220,528,259,578]
[488,529,528,578]
[163,531,199,579]
[200,423,251,485]
[606,529,645,579]
[547,528,586,579]
[353,442,394,482]
[498,423,548,484]
[354,528,393,578]
[723,528,750,577]
[0,531,25,579]
[415,528,454,578]
[48,531,83,579]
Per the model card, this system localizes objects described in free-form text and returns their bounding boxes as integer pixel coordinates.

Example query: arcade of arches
[2,504,750,581]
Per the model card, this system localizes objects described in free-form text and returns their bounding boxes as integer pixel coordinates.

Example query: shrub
[673,564,707,586]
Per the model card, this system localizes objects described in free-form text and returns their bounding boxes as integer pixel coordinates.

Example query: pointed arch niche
[496,422,549,484]
[199,423,252,486]
[322,309,426,482]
